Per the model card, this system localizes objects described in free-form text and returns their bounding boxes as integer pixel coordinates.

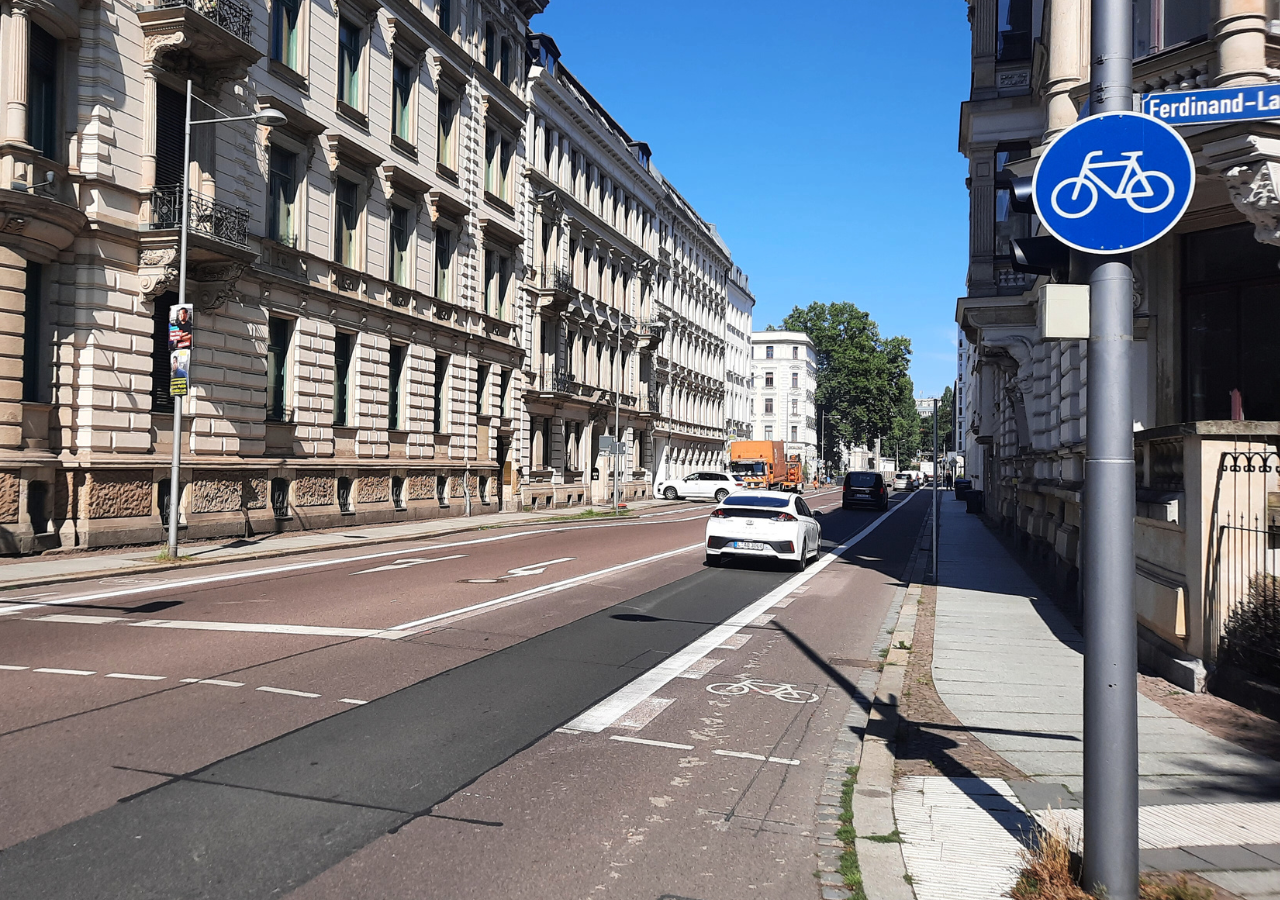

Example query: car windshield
[846,472,878,487]
[722,494,790,508]
[730,462,764,475]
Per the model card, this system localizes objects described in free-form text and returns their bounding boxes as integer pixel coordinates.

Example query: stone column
[1045,0,1088,136]
[1215,0,1270,86]
[3,0,32,145]
[0,248,27,449]
[141,67,158,188]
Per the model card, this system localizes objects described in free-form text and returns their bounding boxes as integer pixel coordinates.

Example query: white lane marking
[0,516,705,618]
[389,543,702,632]
[338,698,367,705]
[749,613,776,628]
[33,614,126,625]
[33,667,96,676]
[179,678,244,687]
[257,685,321,698]
[0,664,29,670]
[504,557,575,578]
[718,634,751,651]
[127,620,402,639]
[105,673,166,681]
[349,554,467,576]
[564,495,915,733]
[712,749,801,765]
[614,697,675,729]
[676,657,723,680]
[609,735,696,751]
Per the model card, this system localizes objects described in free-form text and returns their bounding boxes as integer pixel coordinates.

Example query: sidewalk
[0,498,681,592]
[876,495,1280,900]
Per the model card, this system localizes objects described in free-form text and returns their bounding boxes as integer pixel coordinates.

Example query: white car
[704,490,823,571]
[655,471,744,502]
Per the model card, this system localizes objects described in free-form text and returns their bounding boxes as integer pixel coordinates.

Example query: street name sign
[1033,111,1195,254]
[1142,85,1280,126]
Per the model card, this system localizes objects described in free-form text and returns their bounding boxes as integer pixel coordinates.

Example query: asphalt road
[0,488,930,899]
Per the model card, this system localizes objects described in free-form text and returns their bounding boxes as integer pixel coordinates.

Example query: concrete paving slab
[1141,847,1218,872]
[1185,845,1280,871]
[1202,869,1280,897]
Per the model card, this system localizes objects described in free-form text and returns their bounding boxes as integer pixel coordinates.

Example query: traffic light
[1005,174,1070,279]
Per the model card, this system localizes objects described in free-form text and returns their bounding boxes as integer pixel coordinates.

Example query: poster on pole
[169,303,193,396]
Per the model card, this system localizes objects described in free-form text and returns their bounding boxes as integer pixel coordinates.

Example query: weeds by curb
[837,765,867,900]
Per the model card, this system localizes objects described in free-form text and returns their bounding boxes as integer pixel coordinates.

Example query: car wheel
[714,488,729,502]
[663,486,678,500]
[791,541,807,572]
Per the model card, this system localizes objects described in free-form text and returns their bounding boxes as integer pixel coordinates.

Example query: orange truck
[729,441,804,492]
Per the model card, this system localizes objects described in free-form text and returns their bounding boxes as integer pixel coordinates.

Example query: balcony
[0,149,85,258]
[632,318,666,351]
[150,186,250,249]
[139,0,261,86]
[534,265,576,312]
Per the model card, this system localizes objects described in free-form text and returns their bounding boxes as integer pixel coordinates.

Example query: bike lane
[285,493,928,900]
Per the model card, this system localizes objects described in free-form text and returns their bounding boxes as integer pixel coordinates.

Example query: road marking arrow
[504,557,575,578]
[350,554,467,576]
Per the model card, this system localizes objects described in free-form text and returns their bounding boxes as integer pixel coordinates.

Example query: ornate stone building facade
[724,265,754,442]
[520,34,735,504]
[749,331,817,476]
[958,0,1280,681]
[0,0,544,552]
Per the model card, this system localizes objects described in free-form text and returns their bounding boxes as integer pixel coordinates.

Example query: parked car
[892,472,914,492]
[843,471,889,511]
[704,490,823,571]
[655,471,743,502]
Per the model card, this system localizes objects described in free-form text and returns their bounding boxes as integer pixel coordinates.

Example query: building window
[266,316,291,422]
[433,354,450,433]
[389,204,411,286]
[791,398,798,414]
[484,250,512,319]
[333,331,353,427]
[498,367,511,417]
[476,363,489,416]
[28,24,57,159]
[764,398,773,414]
[334,176,360,266]
[151,291,176,414]
[791,372,799,388]
[438,0,452,33]
[1134,0,1211,59]
[388,343,405,431]
[268,144,298,246]
[764,371,773,388]
[437,93,456,168]
[392,59,413,141]
[484,22,497,73]
[392,475,406,509]
[765,345,773,359]
[485,128,513,202]
[791,426,798,442]
[270,0,301,70]
[338,17,362,109]
[337,476,353,513]
[764,426,773,440]
[22,262,42,402]
[995,0,1033,61]
[499,37,512,86]
[434,226,453,299]
[792,346,798,359]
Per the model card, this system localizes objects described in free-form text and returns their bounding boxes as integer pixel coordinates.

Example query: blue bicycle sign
[1033,112,1194,254]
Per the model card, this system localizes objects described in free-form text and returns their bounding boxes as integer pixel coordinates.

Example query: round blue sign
[1032,111,1195,254]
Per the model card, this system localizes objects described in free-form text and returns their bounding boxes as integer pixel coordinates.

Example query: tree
[884,390,920,469]
[918,385,955,454]
[781,301,914,468]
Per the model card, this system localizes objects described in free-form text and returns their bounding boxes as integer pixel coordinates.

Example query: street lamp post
[165,79,285,558]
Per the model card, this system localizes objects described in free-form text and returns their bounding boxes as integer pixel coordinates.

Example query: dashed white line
[712,749,801,766]
[127,620,401,639]
[338,698,367,705]
[105,673,166,681]
[34,614,126,625]
[33,668,95,676]
[0,664,29,671]
[349,554,467,576]
[179,678,244,687]
[257,686,321,698]
[609,735,697,751]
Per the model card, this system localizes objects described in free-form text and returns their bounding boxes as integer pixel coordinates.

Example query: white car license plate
[732,541,766,551]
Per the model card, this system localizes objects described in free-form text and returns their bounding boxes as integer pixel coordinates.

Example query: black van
[843,471,888,511]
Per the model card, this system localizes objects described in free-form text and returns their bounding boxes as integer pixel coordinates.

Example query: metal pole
[932,397,938,583]
[166,79,194,558]
[1082,0,1138,896]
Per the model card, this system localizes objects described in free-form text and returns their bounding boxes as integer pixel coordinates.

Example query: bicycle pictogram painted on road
[706,678,819,703]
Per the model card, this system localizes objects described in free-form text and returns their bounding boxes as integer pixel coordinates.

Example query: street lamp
[166,79,285,557]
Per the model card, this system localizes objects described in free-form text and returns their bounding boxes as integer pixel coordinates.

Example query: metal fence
[156,0,253,42]
[150,186,251,249]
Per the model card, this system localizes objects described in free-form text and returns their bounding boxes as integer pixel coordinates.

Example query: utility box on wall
[1037,284,1090,340]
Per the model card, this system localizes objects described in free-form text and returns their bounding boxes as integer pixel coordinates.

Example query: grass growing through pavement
[864,829,903,843]
[1012,825,1211,900]
[836,765,866,900]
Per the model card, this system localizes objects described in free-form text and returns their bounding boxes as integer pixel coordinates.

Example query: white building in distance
[724,266,754,442]
[748,331,817,477]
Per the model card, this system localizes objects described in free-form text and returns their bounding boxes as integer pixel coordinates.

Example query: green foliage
[781,301,913,469]
[919,384,956,454]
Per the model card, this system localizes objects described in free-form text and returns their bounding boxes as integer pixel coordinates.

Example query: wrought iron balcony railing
[155,0,253,43]
[150,185,250,249]
[538,265,575,293]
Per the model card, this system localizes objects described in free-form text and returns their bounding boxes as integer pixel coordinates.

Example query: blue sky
[530,0,972,398]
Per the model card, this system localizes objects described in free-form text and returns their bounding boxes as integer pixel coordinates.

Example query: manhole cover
[460,578,506,584]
